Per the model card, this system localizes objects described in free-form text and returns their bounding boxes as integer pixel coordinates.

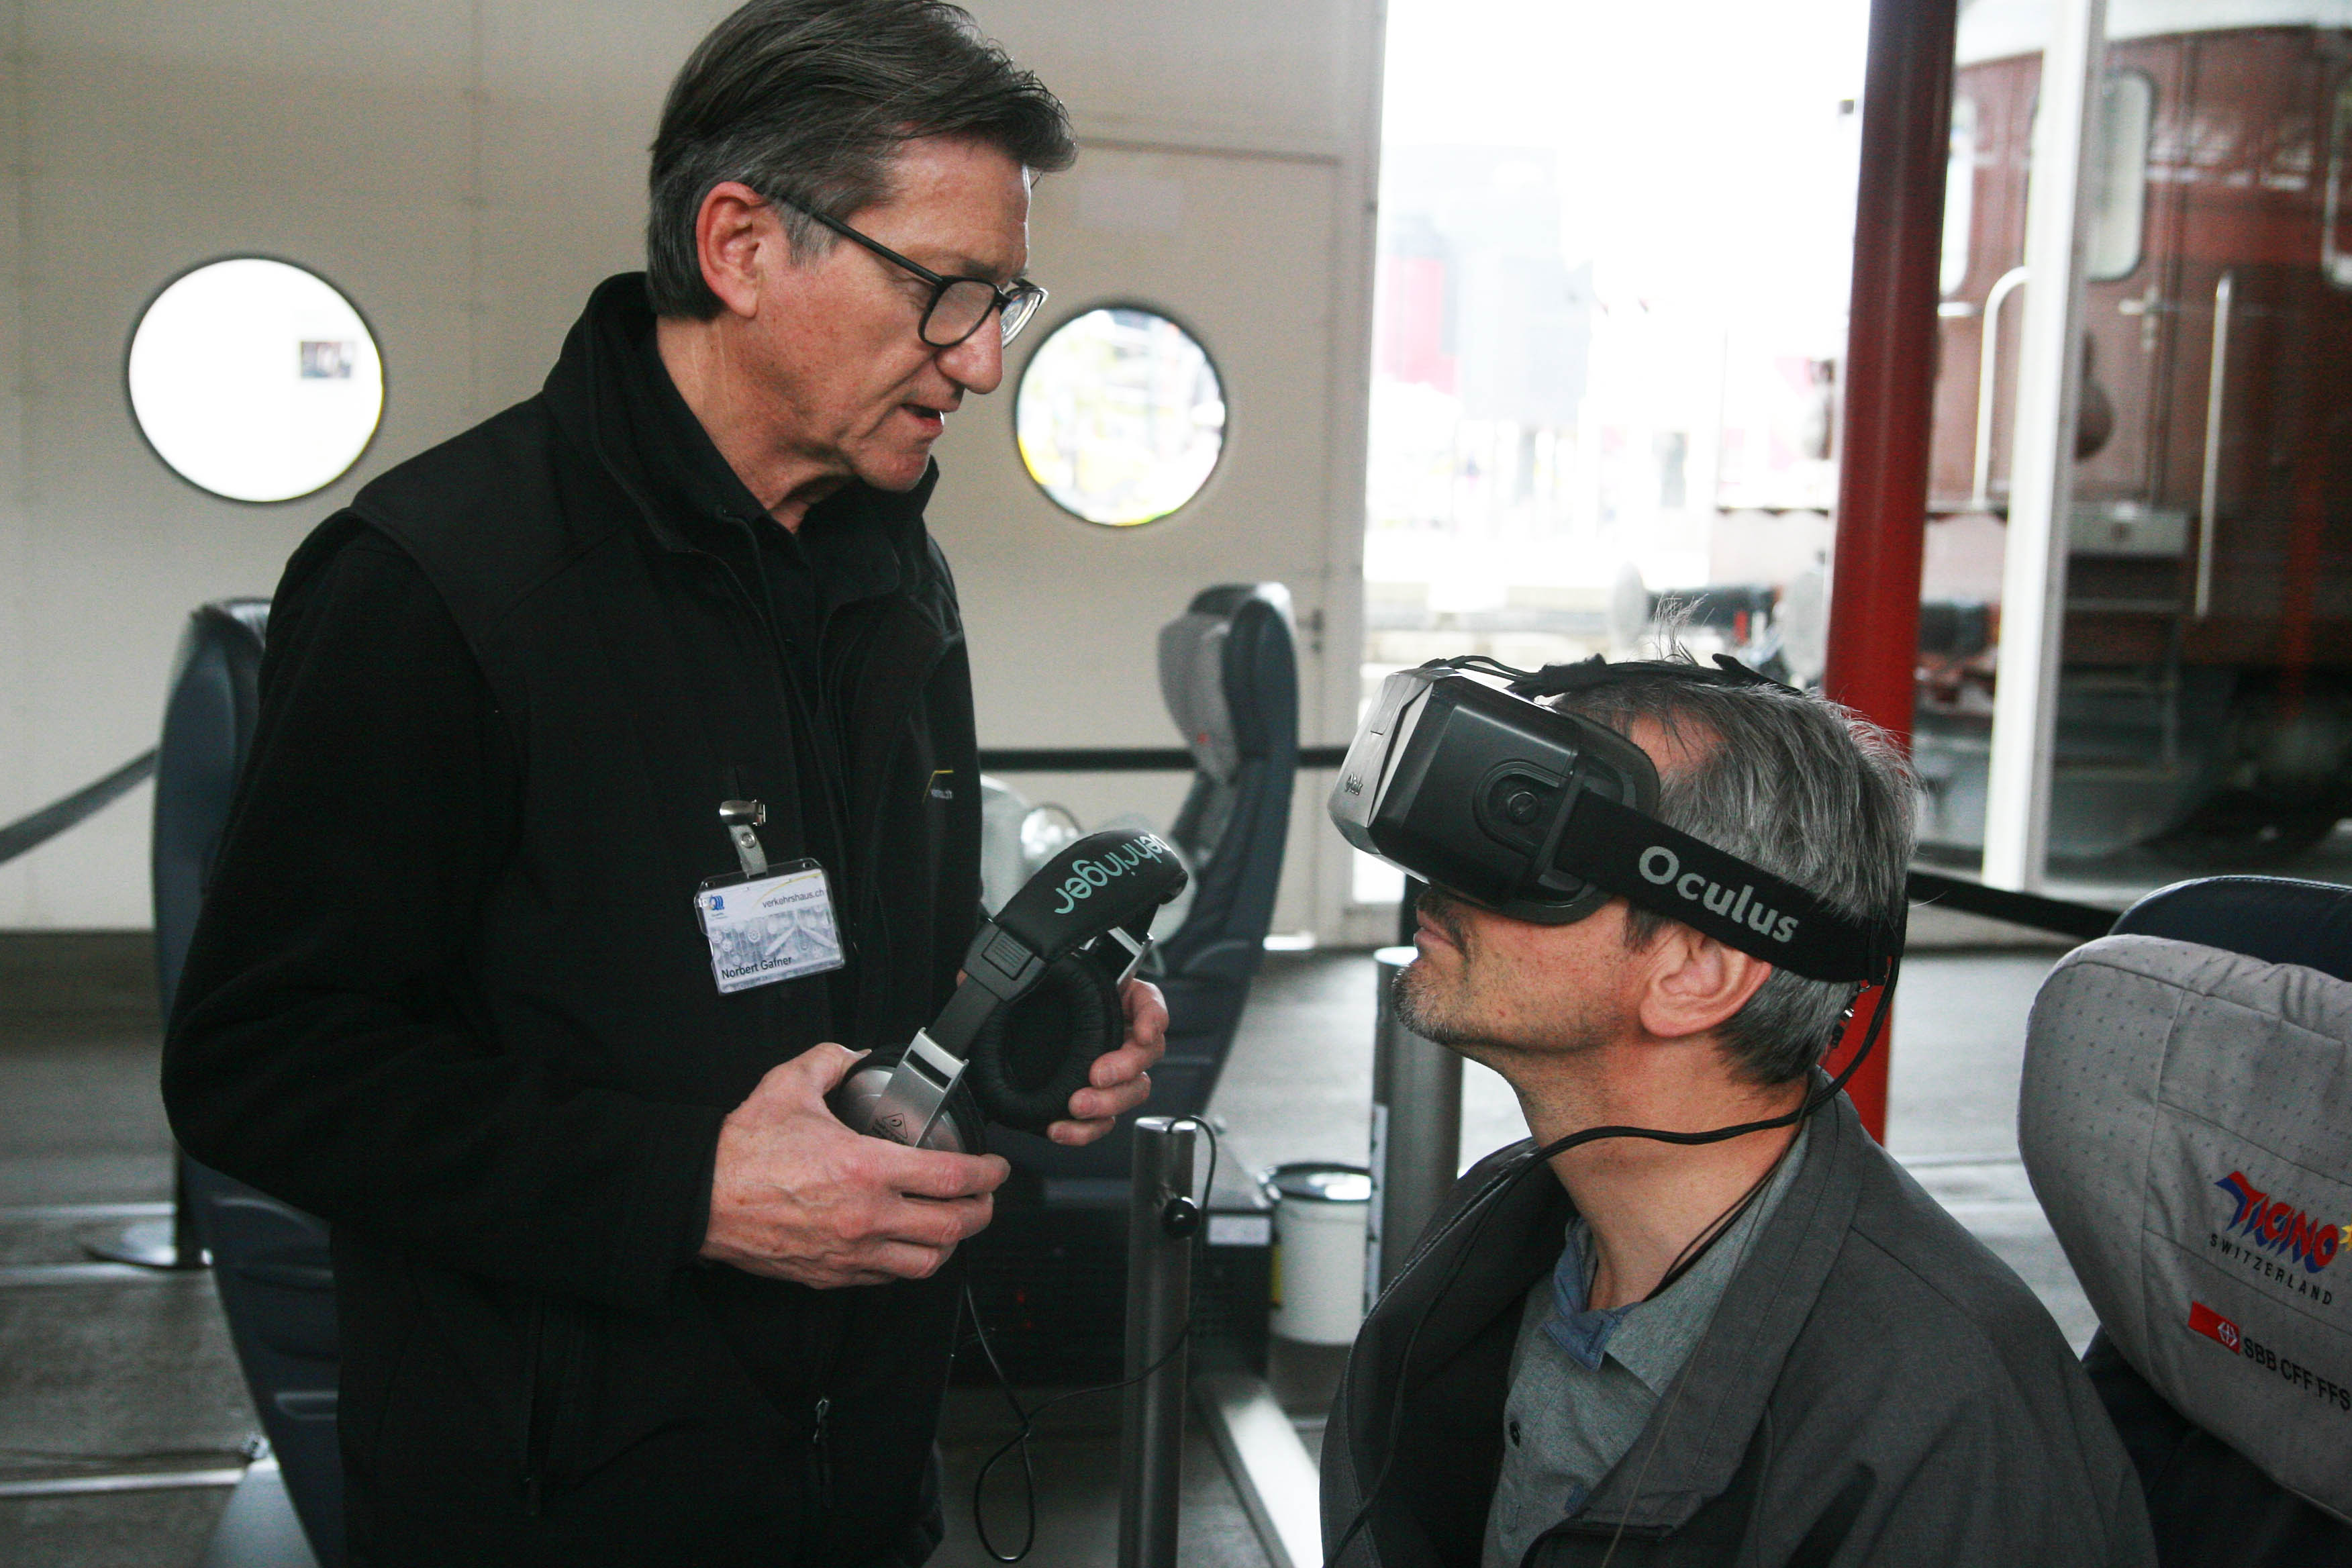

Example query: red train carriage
[1914,0,2352,862]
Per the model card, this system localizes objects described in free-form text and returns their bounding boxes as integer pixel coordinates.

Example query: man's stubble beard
[1393,891,1615,1069]
[1391,954,1483,1050]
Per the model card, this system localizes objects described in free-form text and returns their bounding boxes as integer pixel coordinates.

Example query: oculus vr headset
[831,828,1188,1155]
[1330,654,1898,985]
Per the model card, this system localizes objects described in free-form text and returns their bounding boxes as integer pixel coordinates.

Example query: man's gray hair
[646,0,1077,320]
[1547,658,1915,1085]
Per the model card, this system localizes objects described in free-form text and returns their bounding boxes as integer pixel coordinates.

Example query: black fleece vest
[326,382,981,1122]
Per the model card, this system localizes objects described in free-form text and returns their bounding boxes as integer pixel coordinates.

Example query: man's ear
[695,181,786,321]
[1634,926,1773,1042]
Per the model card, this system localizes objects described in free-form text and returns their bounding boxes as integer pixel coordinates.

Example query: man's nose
[937,321,1006,395]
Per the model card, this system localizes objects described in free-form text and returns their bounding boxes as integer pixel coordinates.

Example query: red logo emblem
[2189,1300,2242,1352]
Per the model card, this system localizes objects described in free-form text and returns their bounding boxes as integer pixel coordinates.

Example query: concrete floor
[0,928,2099,1567]
[0,973,250,1567]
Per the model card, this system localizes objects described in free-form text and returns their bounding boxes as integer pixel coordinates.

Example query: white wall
[0,0,1381,936]
[948,0,1385,944]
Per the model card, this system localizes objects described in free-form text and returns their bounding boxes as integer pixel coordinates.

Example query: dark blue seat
[991,583,1298,1179]
[1154,584,1300,1108]
[2110,875,2352,983]
[961,586,1297,1380]
[154,600,345,1568]
[2073,875,2352,1565]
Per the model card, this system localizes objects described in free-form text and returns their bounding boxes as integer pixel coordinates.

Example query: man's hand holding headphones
[699,981,1167,1287]
[1045,973,1167,1144]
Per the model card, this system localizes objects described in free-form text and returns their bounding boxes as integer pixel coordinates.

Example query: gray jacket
[1322,1091,2158,1567]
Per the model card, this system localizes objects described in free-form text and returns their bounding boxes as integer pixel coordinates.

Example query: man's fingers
[775,1041,869,1098]
[866,1240,957,1281]
[1048,1114,1116,1146]
[879,1191,993,1249]
[1069,1070,1153,1122]
[1122,979,1170,1042]
[869,1142,1010,1202]
[1087,1039,1155,1090]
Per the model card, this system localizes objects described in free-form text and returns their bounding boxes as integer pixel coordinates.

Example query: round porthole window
[127,257,385,503]
[1015,307,1224,526]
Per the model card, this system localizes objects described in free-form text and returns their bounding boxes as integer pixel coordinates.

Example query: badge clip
[719,799,769,877]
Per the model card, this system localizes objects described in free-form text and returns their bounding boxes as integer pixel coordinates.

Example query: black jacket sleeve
[162,524,724,1314]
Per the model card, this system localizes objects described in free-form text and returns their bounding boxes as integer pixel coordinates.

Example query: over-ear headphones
[828,829,1189,1154]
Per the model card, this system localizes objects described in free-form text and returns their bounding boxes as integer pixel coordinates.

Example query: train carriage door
[2071,48,2175,526]
[2329,72,2352,293]
[1929,87,1991,509]
[2164,27,2342,632]
[1930,54,2036,513]
[1937,49,2179,528]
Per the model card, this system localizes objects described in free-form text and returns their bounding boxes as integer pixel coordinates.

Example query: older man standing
[1323,660,2155,1567]
[162,4,1161,1562]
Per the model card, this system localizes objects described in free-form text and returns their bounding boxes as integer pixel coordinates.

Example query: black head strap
[1560,790,1899,983]
[1434,653,1885,979]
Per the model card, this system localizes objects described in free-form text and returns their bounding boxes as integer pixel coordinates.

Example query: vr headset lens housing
[1332,669,1658,926]
[1330,660,1897,985]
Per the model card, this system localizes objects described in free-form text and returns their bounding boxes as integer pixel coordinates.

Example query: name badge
[695,859,846,995]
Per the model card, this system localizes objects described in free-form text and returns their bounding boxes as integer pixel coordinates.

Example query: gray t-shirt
[1481,1124,1809,1568]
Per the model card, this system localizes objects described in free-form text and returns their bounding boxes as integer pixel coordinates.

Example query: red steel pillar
[1819,0,1959,1142]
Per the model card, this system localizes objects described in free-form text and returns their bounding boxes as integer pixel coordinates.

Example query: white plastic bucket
[1269,1163,1373,1345]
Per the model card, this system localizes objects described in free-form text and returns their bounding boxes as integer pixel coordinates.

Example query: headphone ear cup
[965,949,1124,1135]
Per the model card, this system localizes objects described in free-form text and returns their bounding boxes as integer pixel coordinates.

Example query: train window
[2326,80,2352,289]
[1014,306,1225,527]
[1942,96,1977,297]
[2086,71,2154,283]
[127,258,383,503]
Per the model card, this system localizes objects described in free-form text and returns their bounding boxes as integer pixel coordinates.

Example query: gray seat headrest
[1159,611,1237,784]
[2021,934,2352,1522]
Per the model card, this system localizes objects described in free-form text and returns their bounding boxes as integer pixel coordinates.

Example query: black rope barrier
[0,751,158,869]
[1904,869,2118,941]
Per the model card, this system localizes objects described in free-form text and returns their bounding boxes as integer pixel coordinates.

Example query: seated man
[1322,657,2155,1567]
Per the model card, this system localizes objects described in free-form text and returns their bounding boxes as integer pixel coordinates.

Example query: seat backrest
[1156,583,1298,985]
[153,599,269,1018]
[154,599,347,1568]
[2109,875,2352,983]
[2021,875,2352,1558]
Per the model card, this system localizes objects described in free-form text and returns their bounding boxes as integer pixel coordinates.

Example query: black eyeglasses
[781,197,1046,349]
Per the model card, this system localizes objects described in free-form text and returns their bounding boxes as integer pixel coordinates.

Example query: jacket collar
[1567,1087,1863,1534]
[1358,1081,1866,1545]
[540,273,940,569]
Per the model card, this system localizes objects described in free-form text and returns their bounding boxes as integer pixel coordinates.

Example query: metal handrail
[1971,265,2032,509]
[2196,270,2235,620]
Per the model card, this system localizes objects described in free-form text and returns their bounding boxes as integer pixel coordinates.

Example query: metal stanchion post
[1119,1116,1197,1568]
[1367,946,1461,1304]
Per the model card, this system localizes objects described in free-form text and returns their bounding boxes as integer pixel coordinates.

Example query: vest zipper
[843,612,957,1027]
[809,1395,834,1514]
